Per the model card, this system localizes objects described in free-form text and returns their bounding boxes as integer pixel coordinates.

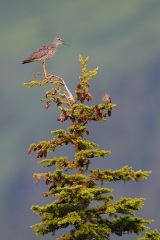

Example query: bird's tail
[22,60,32,64]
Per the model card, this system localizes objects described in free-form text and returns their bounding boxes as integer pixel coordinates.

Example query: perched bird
[22,37,67,78]
[102,93,111,104]
[102,93,112,117]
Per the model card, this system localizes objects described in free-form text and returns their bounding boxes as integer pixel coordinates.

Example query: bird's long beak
[63,41,69,46]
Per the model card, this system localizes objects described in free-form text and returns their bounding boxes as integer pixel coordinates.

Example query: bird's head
[54,37,68,46]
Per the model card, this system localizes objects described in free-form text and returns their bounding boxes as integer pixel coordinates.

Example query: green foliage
[138,230,160,240]
[25,55,159,239]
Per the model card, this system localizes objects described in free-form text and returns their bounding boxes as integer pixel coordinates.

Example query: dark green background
[0,1,160,239]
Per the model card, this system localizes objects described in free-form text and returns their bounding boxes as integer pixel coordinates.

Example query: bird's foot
[44,73,54,80]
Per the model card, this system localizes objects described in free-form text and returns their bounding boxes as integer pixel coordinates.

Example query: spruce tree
[25,55,160,240]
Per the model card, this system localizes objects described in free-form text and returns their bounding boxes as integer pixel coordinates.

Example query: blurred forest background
[0,1,160,240]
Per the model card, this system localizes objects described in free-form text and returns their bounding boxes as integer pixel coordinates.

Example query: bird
[22,37,67,78]
[102,93,112,117]
[102,93,111,104]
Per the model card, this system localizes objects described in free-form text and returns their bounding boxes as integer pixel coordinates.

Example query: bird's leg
[42,61,48,79]
[42,61,52,79]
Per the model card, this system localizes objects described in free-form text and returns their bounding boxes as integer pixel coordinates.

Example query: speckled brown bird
[102,93,111,104]
[22,37,66,78]
[102,93,112,117]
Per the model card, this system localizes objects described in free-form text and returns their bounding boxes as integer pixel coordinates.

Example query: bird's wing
[25,45,50,61]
